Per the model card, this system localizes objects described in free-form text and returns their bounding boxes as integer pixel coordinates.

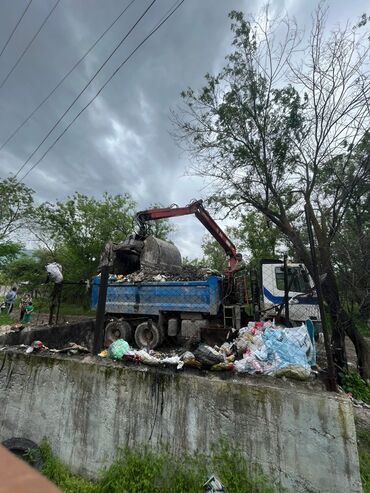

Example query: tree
[141,203,176,240]
[0,177,34,241]
[35,192,136,280]
[230,212,282,266]
[2,250,48,293]
[202,236,228,272]
[0,242,22,269]
[174,7,370,376]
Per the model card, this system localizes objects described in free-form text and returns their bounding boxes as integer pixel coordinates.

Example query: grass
[32,298,94,317]
[40,440,277,493]
[357,428,370,492]
[0,311,14,326]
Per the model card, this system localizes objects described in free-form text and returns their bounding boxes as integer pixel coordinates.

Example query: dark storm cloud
[0,0,366,257]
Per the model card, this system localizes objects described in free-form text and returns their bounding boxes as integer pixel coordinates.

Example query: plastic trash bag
[181,351,202,369]
[194,344,224,367]
[108,339,130,360]
[137,349,161,366]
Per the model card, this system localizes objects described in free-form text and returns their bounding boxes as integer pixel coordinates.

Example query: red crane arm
[136,200,238,272]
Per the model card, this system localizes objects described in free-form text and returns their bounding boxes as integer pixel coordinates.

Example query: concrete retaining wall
[0,320,94,349]
[0,351,362,492]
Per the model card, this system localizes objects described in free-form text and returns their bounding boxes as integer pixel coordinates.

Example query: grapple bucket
[140,236,182,273]
[112,235,181,275]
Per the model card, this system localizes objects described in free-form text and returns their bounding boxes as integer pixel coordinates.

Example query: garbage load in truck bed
[91,275,222,316]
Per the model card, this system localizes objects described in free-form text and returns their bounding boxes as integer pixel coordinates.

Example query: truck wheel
[135,321,164,349]
[105,320,133,345]
[2,438,43,471]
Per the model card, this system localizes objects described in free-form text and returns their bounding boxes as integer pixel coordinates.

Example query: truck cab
[260,259,321,328]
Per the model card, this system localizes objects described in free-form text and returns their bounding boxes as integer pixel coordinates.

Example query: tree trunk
[320,268,348,376]
[344,318,370,380]
[321,260,370,379]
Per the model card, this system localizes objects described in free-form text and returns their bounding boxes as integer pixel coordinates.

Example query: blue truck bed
[91,275,222,316]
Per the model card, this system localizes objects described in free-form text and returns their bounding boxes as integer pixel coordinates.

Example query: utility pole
[93,242,112,355]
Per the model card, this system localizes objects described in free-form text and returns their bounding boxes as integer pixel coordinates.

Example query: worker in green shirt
[22,301,34,324]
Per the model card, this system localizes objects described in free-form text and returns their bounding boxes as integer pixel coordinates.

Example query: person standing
[22,301,34,323]
[19,293,32,321]
[4,287,17,314]
[45,262,63,325]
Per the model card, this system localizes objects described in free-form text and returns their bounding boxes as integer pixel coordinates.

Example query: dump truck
[91,200,320,349]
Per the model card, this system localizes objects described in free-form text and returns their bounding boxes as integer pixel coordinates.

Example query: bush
[340,370,370,404]
[357,428,370,492]
[40,440,277,493]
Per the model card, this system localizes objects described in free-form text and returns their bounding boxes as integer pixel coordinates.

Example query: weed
[0,311,14,326]
[358,428,370,492]
[340,370,370,404]
[40,440,277,493]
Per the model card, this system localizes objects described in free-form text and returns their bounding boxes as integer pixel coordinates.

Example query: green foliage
[35,192,136,280]
[182,256,204,267]
[41,442,98,493]
[2,251,47,292]
[40,440,277,493]
[230,212,282,266]
[0,241,22,269]
[0,177,34,241]
[143,203,176,240]
[340,370,370,403]
[357,428,370,492]
[202,236,228,272]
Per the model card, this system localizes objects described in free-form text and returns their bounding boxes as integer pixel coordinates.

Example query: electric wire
[15,0,157,179]
[20,0,185,182]
[0,0,61,90]
[0,0,137,152]
[0,0,33,61]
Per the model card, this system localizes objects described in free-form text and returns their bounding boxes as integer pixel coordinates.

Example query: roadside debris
[204,475,225,492]
[49,343,89,355]
[0,324,24,335]
[4,319,315,382]
[25,340,46,353]
[98,320,315,381]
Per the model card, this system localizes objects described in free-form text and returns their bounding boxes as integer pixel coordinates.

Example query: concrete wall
[0,320,94,349]
[0,351,362,493]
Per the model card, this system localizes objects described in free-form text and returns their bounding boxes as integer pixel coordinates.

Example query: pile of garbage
[110,264,219,283]
[231,321,314,380]
[101,320,315,381]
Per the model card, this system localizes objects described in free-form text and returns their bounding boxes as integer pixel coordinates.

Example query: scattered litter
[194,344,224,367]
[49,343,89,355]
[204,475,225,492]
[98,350,108,358]
[210,362,234,371]
[137,350,161,366]
[181,351,202,369]
[25,340,46,354]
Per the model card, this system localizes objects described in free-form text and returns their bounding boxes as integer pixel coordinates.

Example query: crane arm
[136,200,238,273]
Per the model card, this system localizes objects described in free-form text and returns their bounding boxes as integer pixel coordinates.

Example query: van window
[275,267,311,293]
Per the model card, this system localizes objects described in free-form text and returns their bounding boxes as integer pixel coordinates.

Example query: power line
[0,0,61,90]
[0,0,33,60]
[0,0,137,152]
[20,0,185,182]
[15,0,157,179]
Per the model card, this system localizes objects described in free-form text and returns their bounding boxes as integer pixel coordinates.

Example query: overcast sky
[0,0,367,258]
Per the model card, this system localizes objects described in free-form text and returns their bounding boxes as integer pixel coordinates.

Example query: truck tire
[105,320,133,345]
[2,438,43,471]
[134,321,164,349]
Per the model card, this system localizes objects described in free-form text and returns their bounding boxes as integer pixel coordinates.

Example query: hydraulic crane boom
[136,200,239,273]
